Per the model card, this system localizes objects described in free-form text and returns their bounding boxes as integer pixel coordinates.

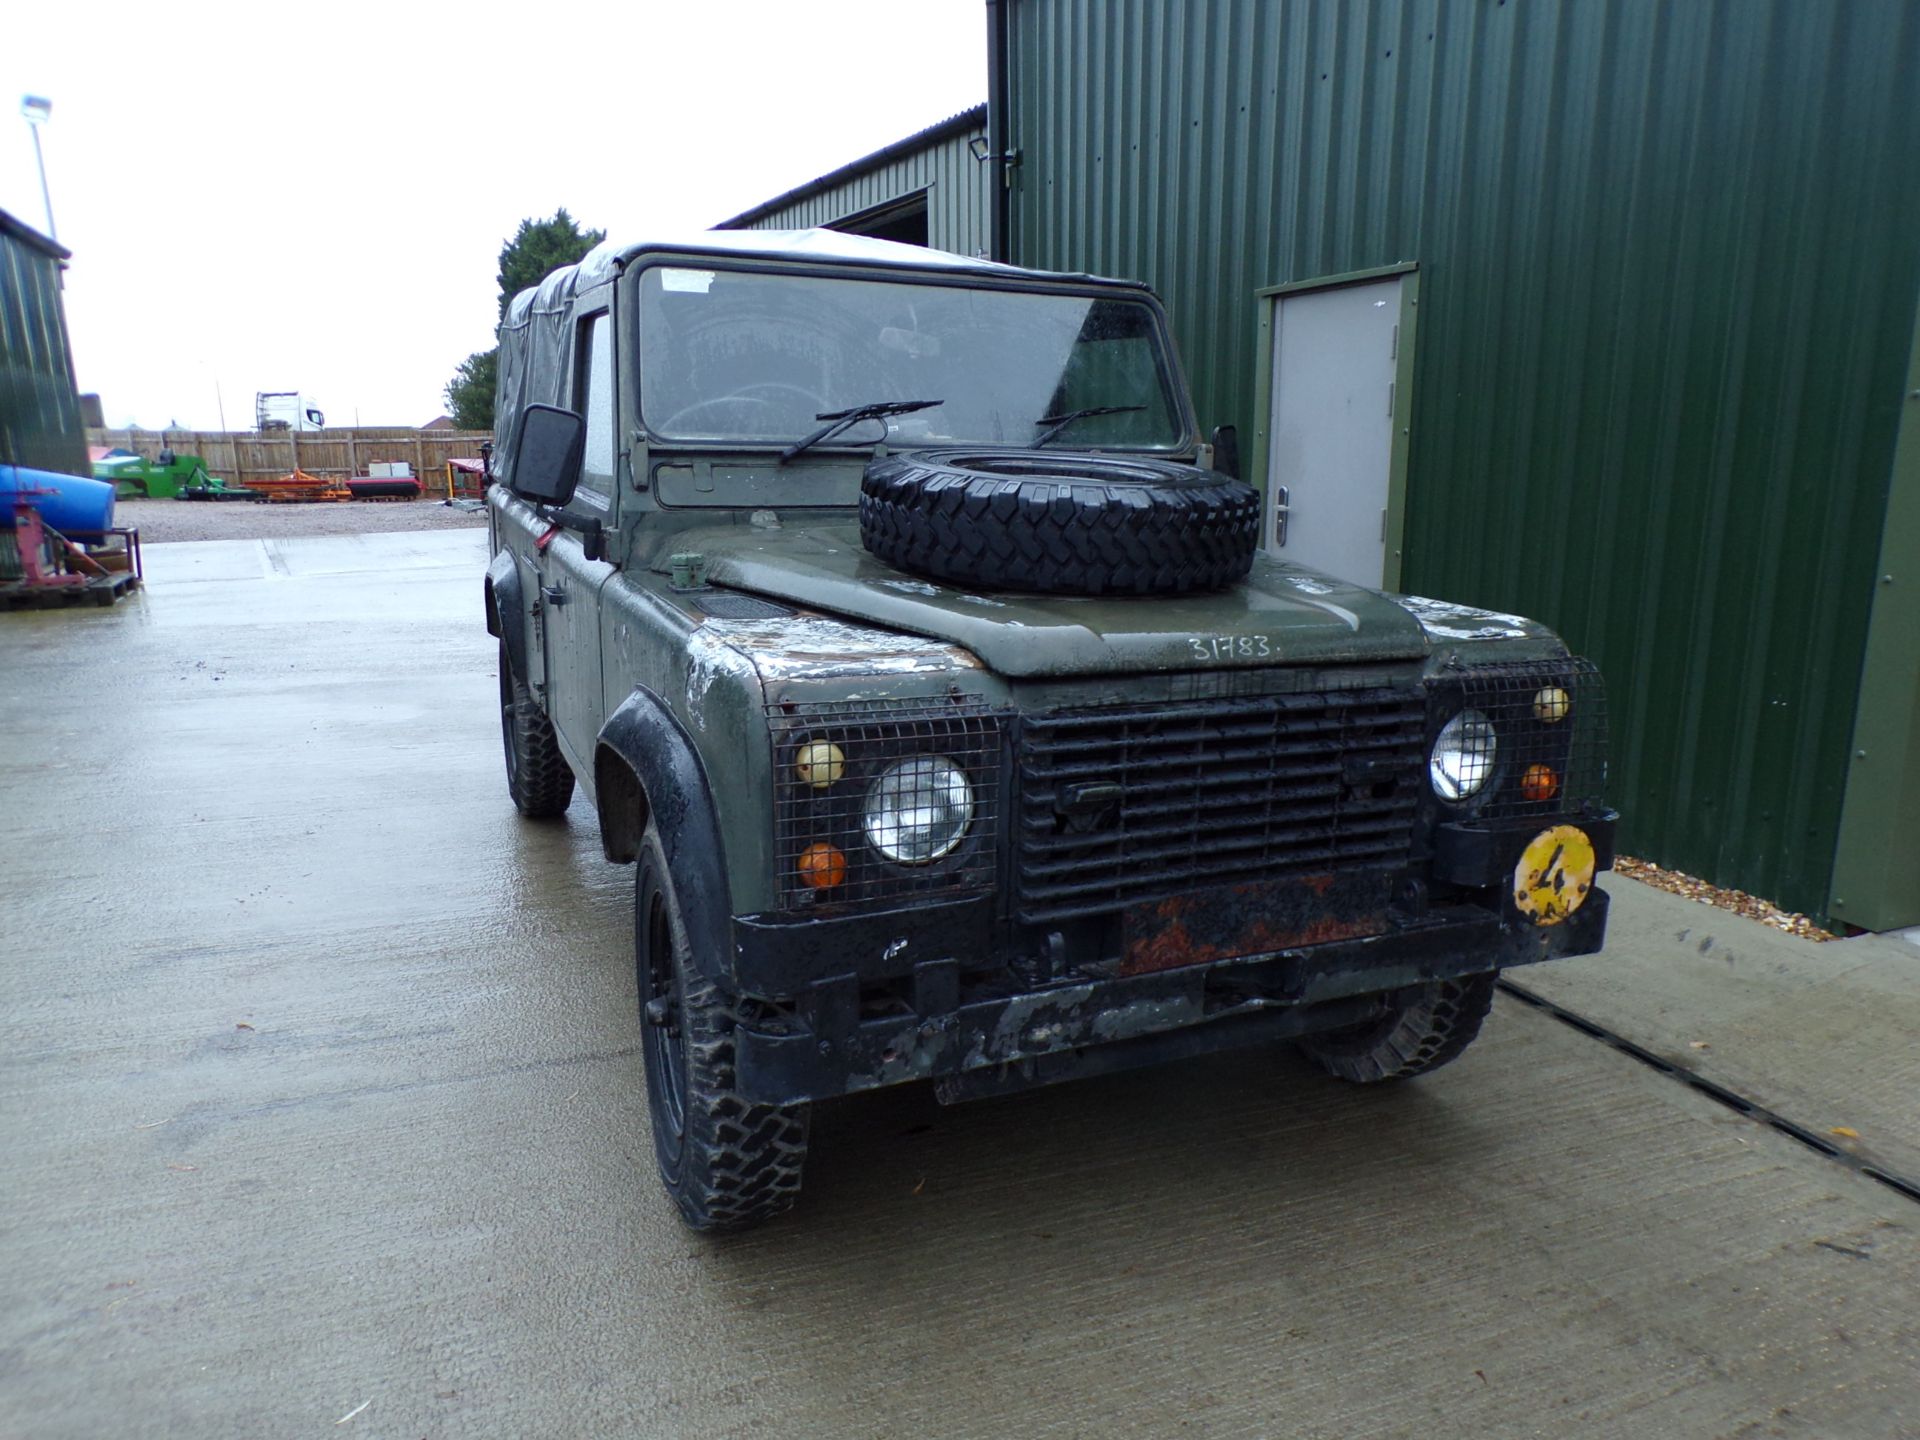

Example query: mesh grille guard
[767,695,1005,910]
[1429,657,1609,821]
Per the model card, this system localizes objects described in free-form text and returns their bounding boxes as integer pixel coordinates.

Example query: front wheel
[1296,974,1497,1083]
[636,825,810,1232]
[498,641,573,818]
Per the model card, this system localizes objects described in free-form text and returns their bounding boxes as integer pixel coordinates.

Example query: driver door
[539,302,617,771]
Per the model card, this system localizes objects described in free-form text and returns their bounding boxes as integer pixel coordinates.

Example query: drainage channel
[1497,980,1920,1207]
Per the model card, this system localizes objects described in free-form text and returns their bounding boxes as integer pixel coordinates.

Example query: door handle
[1273,485,1291,548]
[540,585,568,607]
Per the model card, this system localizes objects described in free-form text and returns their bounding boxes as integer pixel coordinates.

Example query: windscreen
[636,266,1185,451]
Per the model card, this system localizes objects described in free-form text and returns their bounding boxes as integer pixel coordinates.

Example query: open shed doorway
[831,191,930,248]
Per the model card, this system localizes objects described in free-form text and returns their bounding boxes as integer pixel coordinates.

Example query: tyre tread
[671,976,810,1232]
[860,451,1261,596]
[1297,974,1497,1084]
[502,656,574,819]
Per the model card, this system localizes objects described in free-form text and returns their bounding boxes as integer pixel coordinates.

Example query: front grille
[768,695,1004,909]
[1015,685,1426,923]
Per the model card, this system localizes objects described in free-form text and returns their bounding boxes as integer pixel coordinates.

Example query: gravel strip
[1615,855,1837,941]
[118,496,488,544]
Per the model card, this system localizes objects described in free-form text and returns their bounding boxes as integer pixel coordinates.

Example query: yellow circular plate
[1513,824,1596,926]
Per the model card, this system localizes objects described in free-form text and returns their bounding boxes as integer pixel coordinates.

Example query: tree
[495,209,606,320]
[444,348,497,432]
[444,209,606,432]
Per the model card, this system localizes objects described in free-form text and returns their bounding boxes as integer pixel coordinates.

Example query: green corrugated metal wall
[1006,0,1920,922]
[727,114,991,259]
[0,214,88,477]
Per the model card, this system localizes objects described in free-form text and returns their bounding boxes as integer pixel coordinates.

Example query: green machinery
[92,450,253,500]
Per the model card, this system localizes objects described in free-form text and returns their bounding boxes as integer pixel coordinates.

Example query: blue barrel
[0,464,117,533]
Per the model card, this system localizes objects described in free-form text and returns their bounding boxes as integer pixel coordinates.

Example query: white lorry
[254,392,326,431]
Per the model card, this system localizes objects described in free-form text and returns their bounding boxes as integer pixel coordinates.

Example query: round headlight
[1430,710,1497,801]
[863,756,974,864]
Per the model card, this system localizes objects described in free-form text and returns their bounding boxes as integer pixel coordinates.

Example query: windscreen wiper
[1032,404,1146,447]
[779,399,943,464]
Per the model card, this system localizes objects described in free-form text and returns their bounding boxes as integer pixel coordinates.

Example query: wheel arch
[596,686,735,985]
[484,548,527,684]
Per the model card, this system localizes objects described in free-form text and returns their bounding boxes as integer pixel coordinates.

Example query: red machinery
[0,502,143,609]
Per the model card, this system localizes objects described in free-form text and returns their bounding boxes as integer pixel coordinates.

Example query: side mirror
[1210,424,1241,480]
[509,404,585,507]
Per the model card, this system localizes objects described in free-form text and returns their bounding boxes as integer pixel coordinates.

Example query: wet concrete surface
[2,530,1916,1438]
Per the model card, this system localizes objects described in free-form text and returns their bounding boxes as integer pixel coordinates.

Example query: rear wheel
[498,641,573,818]
[636,825,810,1232]
[1296,974,1497,1083]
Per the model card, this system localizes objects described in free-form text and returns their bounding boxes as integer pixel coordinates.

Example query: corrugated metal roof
[719,106,987,230]
[1006,0,1920,921]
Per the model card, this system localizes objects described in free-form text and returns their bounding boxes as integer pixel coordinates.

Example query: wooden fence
[87,427,491,491]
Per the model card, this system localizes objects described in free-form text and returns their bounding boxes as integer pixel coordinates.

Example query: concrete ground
[2,530,1916,1440]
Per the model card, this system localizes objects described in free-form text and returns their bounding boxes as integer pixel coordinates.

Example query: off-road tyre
[498,641,574,818]
[1296,974,1497,1083]
[636,826,810,1232]
[860,449,1261,596]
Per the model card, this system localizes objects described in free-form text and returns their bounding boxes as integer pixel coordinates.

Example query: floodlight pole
[21,96,56,244]
[29,126,54,243]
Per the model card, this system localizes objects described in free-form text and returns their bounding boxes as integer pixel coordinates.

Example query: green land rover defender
[484,230,1613,1232]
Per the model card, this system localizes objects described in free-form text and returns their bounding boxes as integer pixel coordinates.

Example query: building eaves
[0,207,70,261]
[717,103,987,230]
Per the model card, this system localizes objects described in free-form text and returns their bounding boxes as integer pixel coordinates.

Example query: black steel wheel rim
[642,890,688,1147]
[499,661,520,788]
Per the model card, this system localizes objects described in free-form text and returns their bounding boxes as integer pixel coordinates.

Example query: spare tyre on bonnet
[480,228,1617,1232]
[860,449,1261,595]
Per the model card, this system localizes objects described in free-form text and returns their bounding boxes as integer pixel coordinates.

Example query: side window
[576,312,614,505]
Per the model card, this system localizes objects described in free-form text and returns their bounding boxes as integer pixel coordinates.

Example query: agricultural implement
[178,473,260,501]
[93,449,221,500]
[0,501,142,609]
[246,469,350,503]
[346,462,421,500]
[444,457,488,502]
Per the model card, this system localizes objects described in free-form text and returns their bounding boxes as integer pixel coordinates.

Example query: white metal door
[1264,276,1402,587]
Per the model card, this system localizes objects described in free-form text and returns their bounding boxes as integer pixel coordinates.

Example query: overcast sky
[2,1,986,430]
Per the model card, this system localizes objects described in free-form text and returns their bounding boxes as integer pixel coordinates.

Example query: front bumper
[733,887,1608,1105]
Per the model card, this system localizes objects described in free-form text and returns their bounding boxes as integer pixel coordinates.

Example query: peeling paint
[1391,593,1535,641]
[692,615,979,682]
[879,579,944,597]
[683,626,761,733]
[1283,575,1339,596]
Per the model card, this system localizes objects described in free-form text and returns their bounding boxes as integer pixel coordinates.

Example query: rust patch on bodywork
[1117,871,1394,976]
